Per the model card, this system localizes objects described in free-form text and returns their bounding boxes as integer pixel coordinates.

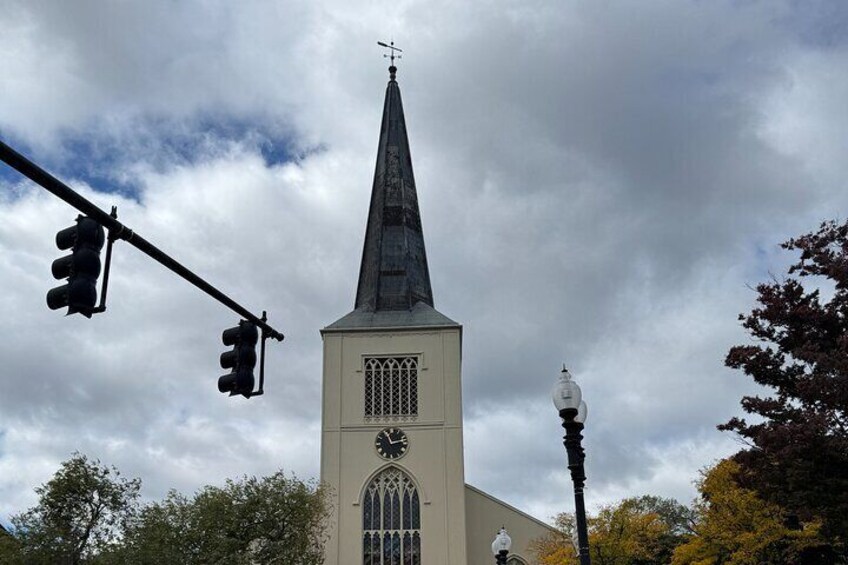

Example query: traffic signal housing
[219,321,259,397]
[46,216,105,317]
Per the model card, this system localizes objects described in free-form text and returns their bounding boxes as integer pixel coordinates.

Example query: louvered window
[364,357,418,420]
[363,467,421,565]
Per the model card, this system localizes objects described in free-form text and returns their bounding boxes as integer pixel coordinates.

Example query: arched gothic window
[362,467,421,565]
[364,357,418,419]
[507,557,528,565]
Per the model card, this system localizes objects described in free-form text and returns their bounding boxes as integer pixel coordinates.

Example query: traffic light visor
[218,370,254,397]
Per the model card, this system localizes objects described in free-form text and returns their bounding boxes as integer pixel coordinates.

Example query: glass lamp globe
[551,367,582,412]
[491,527,512,555]
[576,400,588,424]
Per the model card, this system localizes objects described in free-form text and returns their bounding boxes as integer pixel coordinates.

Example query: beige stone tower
[320,63,554,565]
[320,63,468,565]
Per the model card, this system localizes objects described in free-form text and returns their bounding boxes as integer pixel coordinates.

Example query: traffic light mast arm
[0,140,284,342]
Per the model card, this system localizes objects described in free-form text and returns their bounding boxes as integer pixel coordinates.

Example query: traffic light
[46,216,105,318]
[218,321,259,397]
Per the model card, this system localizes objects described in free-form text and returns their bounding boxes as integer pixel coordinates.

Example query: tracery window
[362,467,421,565]
[364,357,418,420]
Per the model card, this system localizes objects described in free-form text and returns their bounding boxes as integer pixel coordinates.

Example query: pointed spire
[355,67,434,311]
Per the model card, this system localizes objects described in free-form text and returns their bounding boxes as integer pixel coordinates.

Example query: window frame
[362,466,422,565]
[363,355,419,421]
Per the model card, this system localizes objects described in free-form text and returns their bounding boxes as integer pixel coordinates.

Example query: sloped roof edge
[465,483,557,533]
[322,301,460,333]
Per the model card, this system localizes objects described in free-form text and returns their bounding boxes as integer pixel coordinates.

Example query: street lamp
[491,527,511,565]
[552,366,591,565]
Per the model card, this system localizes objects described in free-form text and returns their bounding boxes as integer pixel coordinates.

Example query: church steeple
[354,64,434,312]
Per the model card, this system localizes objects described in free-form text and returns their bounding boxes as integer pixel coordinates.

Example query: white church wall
[465,485,555,565]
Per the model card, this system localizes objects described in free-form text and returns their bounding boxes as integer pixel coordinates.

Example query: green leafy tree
[719,220,848,550]
[672,459,834,565]
[114,471,330,565]
[2,455,330,565]
[5,453,140,565]
[0,523,21,564]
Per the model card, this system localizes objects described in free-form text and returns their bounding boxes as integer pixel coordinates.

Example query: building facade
[320,64,553,565]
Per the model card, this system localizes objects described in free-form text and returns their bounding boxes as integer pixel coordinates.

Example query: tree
[6,453,140,565]
[672,459,833,565]
[0,522,21,565]
[2,455,330,565]
[531,513,578,565]
[532,496,694,565]
[114,471,330,565]
[588,496,694,565]
[719,220,848,548]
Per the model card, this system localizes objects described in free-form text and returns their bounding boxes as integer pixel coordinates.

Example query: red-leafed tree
[720,220,848,551]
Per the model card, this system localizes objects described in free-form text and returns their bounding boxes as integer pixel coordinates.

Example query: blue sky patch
[0,165,22,187]
[0,131,37,187]
[1,115,302,202]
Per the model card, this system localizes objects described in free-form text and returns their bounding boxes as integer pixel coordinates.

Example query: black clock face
[375,428,409,460]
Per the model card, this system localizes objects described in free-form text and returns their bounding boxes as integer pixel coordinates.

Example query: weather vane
[377,40,403,77]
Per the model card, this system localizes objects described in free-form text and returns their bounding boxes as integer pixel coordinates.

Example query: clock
[375,427,409,460]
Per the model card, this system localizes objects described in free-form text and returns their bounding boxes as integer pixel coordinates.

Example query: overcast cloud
[2,0,848,529]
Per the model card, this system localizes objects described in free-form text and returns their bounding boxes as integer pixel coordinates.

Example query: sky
[2,0,848,530]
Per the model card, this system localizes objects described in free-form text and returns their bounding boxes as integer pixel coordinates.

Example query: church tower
[320,62,468,564]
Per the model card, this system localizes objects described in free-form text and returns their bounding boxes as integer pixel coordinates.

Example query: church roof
[325,64,459,332]
[323,300,458,332]
[325,64,460,332]
[354,64,434,313]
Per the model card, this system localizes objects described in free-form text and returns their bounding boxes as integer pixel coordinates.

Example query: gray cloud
[2,0,848,528]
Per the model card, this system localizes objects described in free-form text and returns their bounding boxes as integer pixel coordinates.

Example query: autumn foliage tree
[532,495,694,565]
[531,513,579,565]
[588,496,695,565]
[672,459,831,565]
[720,220,848,550]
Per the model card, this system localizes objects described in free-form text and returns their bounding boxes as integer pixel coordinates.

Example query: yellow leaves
[532,461,836,565]
[588,503,672,565]
[536,544,577,565]
[530,514,577,565]
[532,497,685,565]
[671,459,826,565]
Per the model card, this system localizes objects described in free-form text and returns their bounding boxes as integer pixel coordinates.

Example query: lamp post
[552,367,591,565]
[491,527,511,565]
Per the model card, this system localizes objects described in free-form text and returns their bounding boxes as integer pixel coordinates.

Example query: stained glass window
[363,467,421,565]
